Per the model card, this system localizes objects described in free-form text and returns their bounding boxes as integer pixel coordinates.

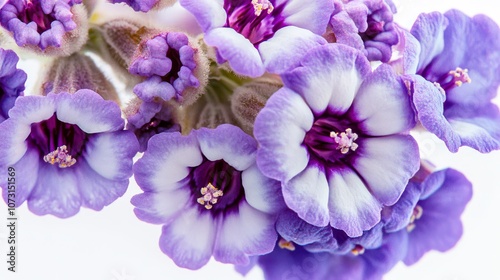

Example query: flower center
[436,67,472,92]
[15,0,57,33]
[191,159,244,213]
[406,204,423,232]
[43,145,77,168]
[224,0,286,46]
[304,117,360,163]
[251,0,274,16]
[196,182,224,210]
[29,114,87,167]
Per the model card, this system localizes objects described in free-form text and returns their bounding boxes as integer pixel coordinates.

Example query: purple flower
[244,230,407,280]
[180,0,333,76]
[385,168,473,265]
[329,0,398,62]
[0,0,87,52]
[129,31,208,105]
[132,124,284,269]
[0,48,26,123]
[254,44,419,237]
[0,89,139,217]
[407,10,500,152]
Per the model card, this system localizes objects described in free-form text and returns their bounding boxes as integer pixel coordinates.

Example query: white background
[1,0,500,279]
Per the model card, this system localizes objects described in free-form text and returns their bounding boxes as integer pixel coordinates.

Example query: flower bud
[38,52,119,103]
[0,0,89,56]
[231,75,282,135]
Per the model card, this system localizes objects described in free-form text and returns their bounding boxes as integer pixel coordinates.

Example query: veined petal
[28,163,81,218]
[259,26,326,74]
[7,94,56,124]
[213,200,277,265]
[204,28,264,77]
[0,118,29,166]
[349,64,416,136]
[281,44,371,116]
[328,167,382,237]
[159,207,216,269]
[133,132,203,192]
[411,11,448,72]
[282,163,330,227]
[255,88,313,182]
[349,135,419,206]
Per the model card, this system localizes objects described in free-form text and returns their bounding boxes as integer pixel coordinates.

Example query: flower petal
[204,28,265,77]
[259,26,326,74]
[349,135,419,206]
[255,88,313,182]
[159,207,216,269]
[55,90,124,134]
[213,200,277,265]
[84,131,138,181]
[196,124,256,171]
[133,132,203,192]
[0,118,30,166]
[241,164,285,214]
[281,44,371,116]
[28,164,81,218]
[328,167,382,237]
[131,188,191,224]
[349,64,416,136]
[282,163,330,227]
[179,0,226,31]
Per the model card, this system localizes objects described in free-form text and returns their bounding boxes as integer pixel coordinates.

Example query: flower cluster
[0,0,499,279]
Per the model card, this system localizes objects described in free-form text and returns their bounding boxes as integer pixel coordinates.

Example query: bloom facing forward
[254,44,420,237]
[180,0,333,76]
[0,89,139,217]
[132,124,283,269]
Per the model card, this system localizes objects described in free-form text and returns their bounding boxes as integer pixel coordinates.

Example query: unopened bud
[39,53,119,104]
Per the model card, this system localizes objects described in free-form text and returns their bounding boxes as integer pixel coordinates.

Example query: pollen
[278,239,296,251]
[449,67,471,87]
[407,205,423,232]
[197,182,224,210]
[251,0,274,17]
[351,244,365,256]
[43,145,77,168]
[330,128,359,154]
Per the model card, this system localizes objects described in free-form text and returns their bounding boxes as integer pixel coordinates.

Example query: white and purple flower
[404,10,500,152]
[132,124,284,269]
[0,0,88,53]
[254,44,419,237]
[329,0,398,62]
[0,48,26,123]
[0,89,139,217]
[180,0,333,76]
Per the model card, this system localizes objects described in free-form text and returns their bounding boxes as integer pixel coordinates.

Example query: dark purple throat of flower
[30,114,87,168]
[304,116,360,163]
[190,159,244,214]
[422,66,472,93]
[18,0,56,33]
[224,0,286,46]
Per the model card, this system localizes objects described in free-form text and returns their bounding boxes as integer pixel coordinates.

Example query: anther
[43,145,77,168]
[197,182,224,210]
[251,0,274,16]
[278,239,296,251]
[407,205,423,232]
[330,128,359,154]
[351,244,365,256]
